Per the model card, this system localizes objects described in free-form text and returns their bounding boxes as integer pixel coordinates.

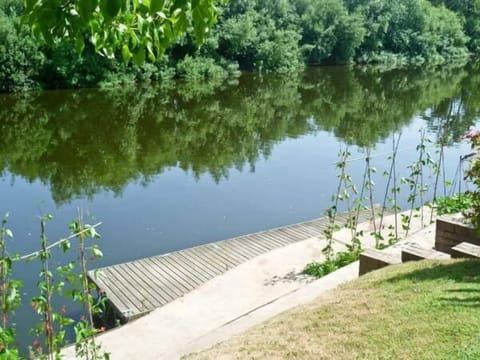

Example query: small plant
[303,250,361,278]
[322,147,351,260]
[379,133,402,245]
[435,193,473,215]
[68,211,109,360]
[0,211,106,359]
[0,213,21,358]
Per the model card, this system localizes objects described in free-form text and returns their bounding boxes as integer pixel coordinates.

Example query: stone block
[435,214,480,254]
[451,242,480,259]
[401,244,450,262]
[359,249,401,276]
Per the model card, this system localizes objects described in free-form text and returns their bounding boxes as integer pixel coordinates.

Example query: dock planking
[88,209,375,322]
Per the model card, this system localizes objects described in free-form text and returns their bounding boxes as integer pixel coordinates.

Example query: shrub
[351,0,469,64]
[0,11,44,92]
[296,0,365,64]
[176,55,240,80]
[435,193,474,215]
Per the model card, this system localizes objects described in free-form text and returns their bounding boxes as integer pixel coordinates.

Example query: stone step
[401,244,450,262]
[359,249,401,276]
[435,214,480,254]
[451,242,480,259]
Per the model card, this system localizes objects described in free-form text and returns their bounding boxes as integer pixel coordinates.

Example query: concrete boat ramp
[62,208,434,359]
[88,210,374,322]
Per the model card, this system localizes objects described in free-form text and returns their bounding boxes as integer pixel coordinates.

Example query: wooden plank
[117,263,162,309]
[257,230,292,244]
[236,236,272,253]
[246,234,283,252]
[287,225,317,238]
[268,228,296,242]
[190,246,235,271]
[175,249,223,277]
[231,238,266,258]
[88,270,137,318]
[255,232,290,248]
[206,244,247,265]
[100,267,143,313]
[104,267,146,315]
[136,259,185,299]
[204,245,240,267]
[160,254,208,285]
[131,261,178,303]
[261,230,296,245]
[296,224,322,237]
[275,228,305,241]
[146,257,194,293]
[219,240,260,259]
[302,221,327,232]
[143,257,191,296]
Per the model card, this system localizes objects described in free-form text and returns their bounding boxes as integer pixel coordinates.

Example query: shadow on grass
[384,259,480,284]
[438,296,480,307]
[383,259,480,307]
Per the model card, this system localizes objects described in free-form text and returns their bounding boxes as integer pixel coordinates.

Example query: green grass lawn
[185,259,480,359]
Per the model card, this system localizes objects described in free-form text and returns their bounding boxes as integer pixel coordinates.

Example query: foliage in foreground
[185,260,480,360]
[0,213,109,359]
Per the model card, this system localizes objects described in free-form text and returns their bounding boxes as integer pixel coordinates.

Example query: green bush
[0,11,44,92]
[0,0,23,16]
[215,3,302,73]
[350,0,469,64]
[304,250,361,278]
[296,0,365,64]
[435,193,474,215]
[176,55,239,80]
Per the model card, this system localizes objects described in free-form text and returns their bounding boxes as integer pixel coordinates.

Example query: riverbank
[62,208,435,359]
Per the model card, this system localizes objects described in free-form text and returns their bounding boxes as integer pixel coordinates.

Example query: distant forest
[1,0,479,91]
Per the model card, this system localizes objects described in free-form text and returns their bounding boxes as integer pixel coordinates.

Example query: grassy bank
[185,259,480,359]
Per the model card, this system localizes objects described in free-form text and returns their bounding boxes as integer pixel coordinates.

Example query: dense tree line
[0,0,478,91]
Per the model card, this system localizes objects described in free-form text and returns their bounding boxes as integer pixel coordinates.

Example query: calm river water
[1,63,479,349]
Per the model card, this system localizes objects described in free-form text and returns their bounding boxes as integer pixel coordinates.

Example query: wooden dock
[88,210,374,322]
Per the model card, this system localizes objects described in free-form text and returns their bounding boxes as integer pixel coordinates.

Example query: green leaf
[5,229,13,238]
[75,36,85,53]
[91,247,103,258]
[78,0,99,20]
[133,46,145,65]
[121,44,132,62]
[100,0,122,22]
[60,240,71,253]
[173,11,188,37]
[150,0,165,13]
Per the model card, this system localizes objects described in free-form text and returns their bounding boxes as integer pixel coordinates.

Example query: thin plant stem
[40,218,55,360]
[365,147,377,235]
